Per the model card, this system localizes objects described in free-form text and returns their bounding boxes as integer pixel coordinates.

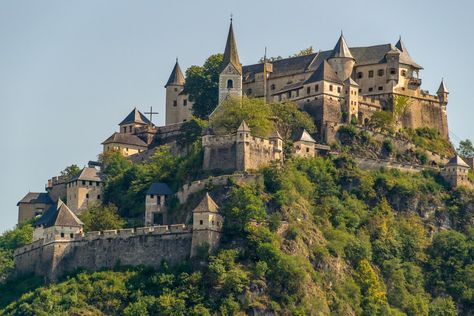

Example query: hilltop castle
[165,20,449,142]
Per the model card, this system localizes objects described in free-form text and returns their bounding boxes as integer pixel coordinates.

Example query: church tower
[327,33,355,82]
[165,59,186,125]
[218,18,242,105]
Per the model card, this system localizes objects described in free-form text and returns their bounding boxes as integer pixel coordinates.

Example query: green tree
[0,222,32,283]
[392,95,411,127]
[368,111,395,134]
[177,117,208,150]
[270,102,316,141]
[457,139,474,158]
[210,96,273,137]
[429,297,457,316]
[60,164,81,180]
[184,54,224,119]
[79,203,126,232]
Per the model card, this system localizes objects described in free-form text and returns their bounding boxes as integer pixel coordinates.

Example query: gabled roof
[329,34,354,59]
[119,108,151,126]
[222,20,242,74]
[165,59,185,87]
[17,192,53,206]
[193,193,219,213]
[394,37,422,69]
[237,120,251,132]
[298,129,316,143]
[147,183,173,196]
[446,155,470,168]
[102,132,148,147]
[35,199,83,228]
[69,167,102,183]
[305,60,342,84]
[437,79,448,94]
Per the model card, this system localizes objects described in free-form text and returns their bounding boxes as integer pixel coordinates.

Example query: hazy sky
[1,0,473,232]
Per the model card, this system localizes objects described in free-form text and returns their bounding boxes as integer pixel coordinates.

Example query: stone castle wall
[15,225,193,280]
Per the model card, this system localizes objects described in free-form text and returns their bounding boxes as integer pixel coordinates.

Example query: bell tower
[218,18,242,104]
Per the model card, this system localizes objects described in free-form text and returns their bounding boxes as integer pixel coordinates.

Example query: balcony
[408,78,422,87]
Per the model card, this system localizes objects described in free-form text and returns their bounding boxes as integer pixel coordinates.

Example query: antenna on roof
[264,46,267,63]
[230,13,233,23]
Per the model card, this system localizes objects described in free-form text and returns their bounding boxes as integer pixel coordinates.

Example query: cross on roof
[144,106,159,125]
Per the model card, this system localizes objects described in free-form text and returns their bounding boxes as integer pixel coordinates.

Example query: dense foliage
[0,222,32,283]
[3,154,474,315]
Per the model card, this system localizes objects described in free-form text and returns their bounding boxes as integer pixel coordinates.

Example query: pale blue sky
[1,0,473,232]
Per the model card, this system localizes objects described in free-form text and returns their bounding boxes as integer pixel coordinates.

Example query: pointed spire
[447,155,470,168]
[329,33,354,59]
[237,120,251,132]
[165,58,185,87]
[222,18,242,74]
[437,78,448,94]
[193,192,220,213]
[119,108,151,126]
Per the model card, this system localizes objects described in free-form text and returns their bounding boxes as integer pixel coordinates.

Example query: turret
[269,129,283,160]
[294,129,316,158]
[218,18,243,104]
[165,59,185,125]
[191,193,223,257]
[327,33,355,82]
[344,77,360,123]
[236,120,251,141]
[385,46,400,89]
[437,79,449,105]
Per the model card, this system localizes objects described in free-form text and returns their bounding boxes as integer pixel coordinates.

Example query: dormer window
[227,79,233,89]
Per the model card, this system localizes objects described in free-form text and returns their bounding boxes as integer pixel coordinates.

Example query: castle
[165,20,450,142]
[13,19,472,281]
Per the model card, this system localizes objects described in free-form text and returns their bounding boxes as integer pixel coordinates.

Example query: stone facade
[66,167,103,214]
[202,121,283,172]
[441,156,473,188]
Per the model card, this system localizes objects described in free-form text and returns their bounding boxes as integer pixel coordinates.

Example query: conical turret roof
[437,79,448,94]
[237,120,251,132]
[222,19,242,74]
[447,155,470,168]
[193,193,220,213]
[298,129,316,143]
[165,59,185,87]
[269,129,282,139]
[395,37,422,69]
[329,33,354,59]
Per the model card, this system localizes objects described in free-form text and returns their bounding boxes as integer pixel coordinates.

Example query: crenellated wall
[14,225,194,280]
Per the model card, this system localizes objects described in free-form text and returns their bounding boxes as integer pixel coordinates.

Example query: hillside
[1,153,474,315]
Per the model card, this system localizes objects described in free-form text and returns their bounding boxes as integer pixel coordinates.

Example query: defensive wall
[14,225,193,280]
[354,157,437,173]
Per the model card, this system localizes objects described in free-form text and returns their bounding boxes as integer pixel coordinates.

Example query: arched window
[227,79,233,89]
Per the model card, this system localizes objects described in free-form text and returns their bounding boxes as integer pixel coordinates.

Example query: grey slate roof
[165,60,185,87]
[329,34,354,59]
[193,193,219,213]
[17,192,53,206]
[345,77,360,86]
[35,199,83,228]
[446,155,470,168]
[222,20,242,74]
[437,79,448,94]
[147,183,173,196]
[269,129,283,139]
[69,167,102,183]
[119,108,151,126]
[102,132,148,147]
[305,60,342,84]
[298,129,316,143]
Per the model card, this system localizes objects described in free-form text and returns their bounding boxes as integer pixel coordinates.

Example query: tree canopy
[458,139,474,158]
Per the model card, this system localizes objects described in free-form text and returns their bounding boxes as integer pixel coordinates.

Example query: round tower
[327,33,355,82]
[437,78,449,106]
[165,58,185,125]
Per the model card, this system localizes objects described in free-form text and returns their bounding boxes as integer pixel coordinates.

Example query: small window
[150,194,154,199]
[212,220,215,225]
[61,233,64,238]
[390,68,397,75]
[89,181,93,186]
[315,84,319,92]
[129,126,132,133]
[173,100,177,107]
[378,86,383,91]
[271,84,276,90]
[97,194,101,199]
[358,72,363,79]
[199,220,203,225]
[86,193,89,199]
[70,233,74,238]
[368,70,374,78]
[329,85,333,92]
[307,87,310,94]
[306,147,310,153]
[82,181,86,185]
[287,91,292,99]
[227,79,233,89]
[358,88,362,93]
[401,70,407,77]
[337,87,341,93]
[183,99,187,106]
[369,87,373,92]
[122,127,126,133]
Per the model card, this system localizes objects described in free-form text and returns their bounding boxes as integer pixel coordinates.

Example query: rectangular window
[70,233,74,238]
[337,87,341,93]
[89,181,93,186]
[378,86,383,91]
[329,85,333,92]
[357,72,363,79]
[183,99,187,106]
[378,69,384,76]
[307,87,310,94]
[315,85,319,92]
[97,194,101,199]
[61,233,64,238]
[86,193,89,199]
[173,100,177,107]
[82,181,86,185]
[200,220,203,225]
[369,87,373,92]
[368,70,374,78]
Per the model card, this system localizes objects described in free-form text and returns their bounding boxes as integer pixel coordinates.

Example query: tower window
[183,99,187,106]
[377,69,384,76]
[329,85,333,92]
[357,72,363,79]
[369,87,373,92]
[337,87,341,93]
[227,79,233,89]
[315,84,319,92]
[378,86,383,91]
[368,70,374,78]
[307,87,310,94]
[173,100,177,107]
[271,84,276,90]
